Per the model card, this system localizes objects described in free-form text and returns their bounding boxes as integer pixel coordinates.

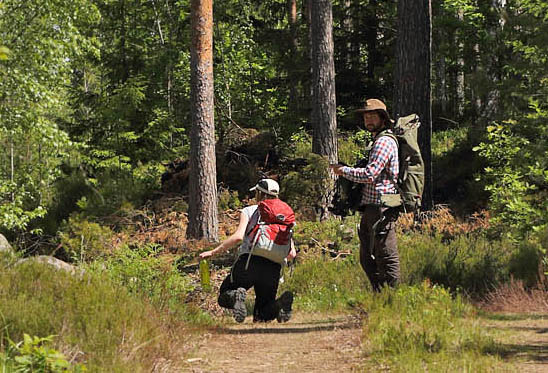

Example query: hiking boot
[276,291,293,323]
[232,287,247,323]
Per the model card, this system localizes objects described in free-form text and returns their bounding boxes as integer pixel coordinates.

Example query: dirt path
[486,315,548,373]
[182,312,548,373]
[183,312,364,372]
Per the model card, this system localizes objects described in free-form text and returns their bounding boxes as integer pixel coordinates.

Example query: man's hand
[329,163,344,176]
[199,250,215,259]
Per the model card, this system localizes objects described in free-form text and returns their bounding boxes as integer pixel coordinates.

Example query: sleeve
[339,136,397,184]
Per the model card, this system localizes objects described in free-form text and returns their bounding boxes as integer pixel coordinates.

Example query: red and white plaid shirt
[340,134,399,205]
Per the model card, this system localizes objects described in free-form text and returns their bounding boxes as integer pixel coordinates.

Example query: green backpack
[379,113,425,212]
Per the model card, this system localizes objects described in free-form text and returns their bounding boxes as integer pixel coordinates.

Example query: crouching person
[199,179,296,323]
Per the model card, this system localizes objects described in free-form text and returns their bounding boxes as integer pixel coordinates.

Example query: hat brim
[354,109,394,123]
[249,185,278,196]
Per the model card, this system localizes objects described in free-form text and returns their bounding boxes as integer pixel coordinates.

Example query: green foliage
[292,215,359,253]
[472,1,548,261]
[0,334,85,372]
[217,188,242,211]
[399,231,520,295]
[362,283,506,371]
[432,127,469,157]
[72,163,165,218]
[0,260,189,371]
[475,119,547,238]
[281,254,367,311]
[58,215,114,263]
[0,182,46,232]
[281,154,332,217]
[92,244,193,310]
[0,0,99,233]
[337,129,370,165]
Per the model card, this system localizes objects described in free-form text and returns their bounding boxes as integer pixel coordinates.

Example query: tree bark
[365,0,380,82]
[187,0,218,241]
[310,0,338,220]
[393,0,433,210]
[456,9,465,118]
[287,0,299,114]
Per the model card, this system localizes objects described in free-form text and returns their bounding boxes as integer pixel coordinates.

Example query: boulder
[0,234,13,253]
[16,256,84,276]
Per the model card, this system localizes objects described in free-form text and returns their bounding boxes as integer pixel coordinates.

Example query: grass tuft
[0,260,191,371]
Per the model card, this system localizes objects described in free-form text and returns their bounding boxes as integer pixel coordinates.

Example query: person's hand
[286,246,297,261]
[329,163,344,175]
[199,250,215,259]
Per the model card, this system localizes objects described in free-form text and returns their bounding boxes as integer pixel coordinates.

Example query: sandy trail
[184,312,364,372]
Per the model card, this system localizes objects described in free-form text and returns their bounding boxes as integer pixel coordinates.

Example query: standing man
[330,99,400,292]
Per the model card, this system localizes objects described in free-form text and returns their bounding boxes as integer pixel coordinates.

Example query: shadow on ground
[217,317,361,335]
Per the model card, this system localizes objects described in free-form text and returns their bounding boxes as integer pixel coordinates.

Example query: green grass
[361,283,511,371]
[0,260,191,372]
[281,253,369,311]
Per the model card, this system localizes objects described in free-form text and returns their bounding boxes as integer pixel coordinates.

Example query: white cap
[249,178,279,196]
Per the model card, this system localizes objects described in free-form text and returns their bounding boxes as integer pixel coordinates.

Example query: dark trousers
[358,205,400,292]
[218,254,282,321]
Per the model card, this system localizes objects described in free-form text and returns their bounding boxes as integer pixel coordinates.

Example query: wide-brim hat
[249,178,279,196]
[355,98,394,123]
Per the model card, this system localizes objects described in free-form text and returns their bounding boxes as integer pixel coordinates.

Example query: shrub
[337,129,370,165]
[281,153,332,218]
[399,231,515,295]
[91,243,193,311]
[58,214,115,263]
[0,334,86,372]
[217,187,242,211]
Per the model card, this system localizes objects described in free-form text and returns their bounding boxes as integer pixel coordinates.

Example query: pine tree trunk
[456,9,465,118]
[287,0,299,114]
[310,0,338,220]
[365,0,380,83]
[393,0,433,210]
[187,0,218,241]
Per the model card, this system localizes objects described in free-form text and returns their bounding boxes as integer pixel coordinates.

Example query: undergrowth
[361,283,512,372]
[0,260,191,371]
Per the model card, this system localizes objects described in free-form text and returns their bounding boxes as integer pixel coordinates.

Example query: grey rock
[16,256,85,276]
[0,234,13,253]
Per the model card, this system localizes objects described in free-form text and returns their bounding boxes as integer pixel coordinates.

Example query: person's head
[355,98,393,134]
[249,178,279,202]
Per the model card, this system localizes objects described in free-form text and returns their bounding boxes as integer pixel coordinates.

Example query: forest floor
[182,310,548,373]
[179,265,548,372]
[184,312,364,372]
[486,316,548,373]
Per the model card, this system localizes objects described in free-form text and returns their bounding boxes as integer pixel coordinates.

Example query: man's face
[363,111,384,133]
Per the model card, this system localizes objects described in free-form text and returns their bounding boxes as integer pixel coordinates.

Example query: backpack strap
[230,208,261,281]
[375,130,403,209]
[376,129,398,146]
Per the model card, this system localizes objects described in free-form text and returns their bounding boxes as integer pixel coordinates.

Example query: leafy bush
[474,120,547,237]
[91,243,193,310]
[0,334,85,372]
[217,187,242,211]
[399,231,517,295]
[281,153,332,218]
[58,215,114,262]
[337,129,370,165]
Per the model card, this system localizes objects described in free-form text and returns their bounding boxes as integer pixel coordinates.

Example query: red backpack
[244,199,296,268]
